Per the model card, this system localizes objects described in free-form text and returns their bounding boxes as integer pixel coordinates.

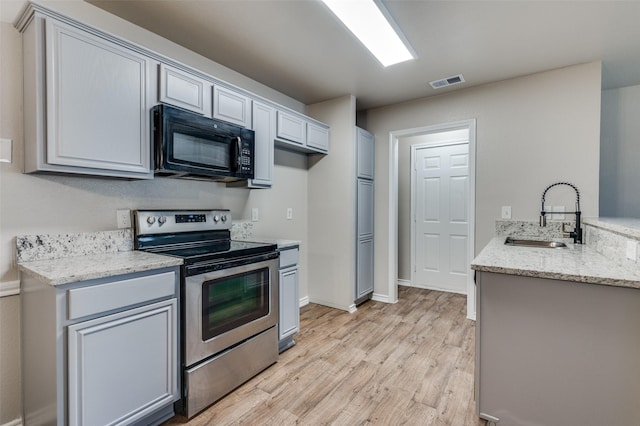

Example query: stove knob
[146,216,156,225]
[221,215,227,223]
[213,215,220,223]
[158,216,167,225]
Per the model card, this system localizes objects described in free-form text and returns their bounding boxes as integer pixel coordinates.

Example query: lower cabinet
[21,267,180,426]
[67,299,177,426]
[278,247,299,352]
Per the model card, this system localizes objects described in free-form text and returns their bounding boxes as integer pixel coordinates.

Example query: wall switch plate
[252,207,259,222]
[286,207,293,220]
[0,138,12,163]
[501,206,512,219]
[116,209,131,229]
[626,240,637,261]
[552,205,565,220]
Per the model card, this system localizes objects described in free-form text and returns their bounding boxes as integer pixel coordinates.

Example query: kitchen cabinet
[476,271,640,425]
[17,2,329,183]
[213,85,252,128]
[20,11,154,179]
[159,63,211,115]
[275,110,329,154]
[306,122,330,152]
[248,101,275,188]
[21,267,180,426]
[278,246,300,352]
[357,127,375,179]
[355,128,375,304]
[276,110,306,145]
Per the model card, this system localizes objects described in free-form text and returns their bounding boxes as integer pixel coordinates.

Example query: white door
[413,142,469,293]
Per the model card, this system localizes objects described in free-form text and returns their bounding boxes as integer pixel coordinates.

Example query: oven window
[173,132,229,168]
[201,267,269,341]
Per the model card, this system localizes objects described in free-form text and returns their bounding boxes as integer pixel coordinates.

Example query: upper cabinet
[248,101,276,188]
[17,3,328,183]
[21,13,155,179]
[276,110,329,154]
[159,63,211,116]
[307,122,330,152]
[213,85,252,128]
[357,127,375,179]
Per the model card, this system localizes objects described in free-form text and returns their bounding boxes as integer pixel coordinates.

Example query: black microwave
[152,104,255,182]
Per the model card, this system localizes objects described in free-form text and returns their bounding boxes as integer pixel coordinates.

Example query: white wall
[600,84,640,217]
[0,1,312,421]
[307,95,357,311]
[365,62,602,299]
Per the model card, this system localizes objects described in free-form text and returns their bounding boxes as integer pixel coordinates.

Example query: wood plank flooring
[163,286,486,426]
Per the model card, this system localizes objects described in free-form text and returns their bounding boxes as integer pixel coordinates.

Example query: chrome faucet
[539,182,582,244]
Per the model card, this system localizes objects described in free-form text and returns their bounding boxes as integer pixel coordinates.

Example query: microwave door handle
[234,136,242,172]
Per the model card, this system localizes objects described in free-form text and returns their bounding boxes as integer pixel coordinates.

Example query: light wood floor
[164,286,486,426]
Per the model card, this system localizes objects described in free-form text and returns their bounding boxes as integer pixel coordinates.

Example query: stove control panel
[134,209,232,235]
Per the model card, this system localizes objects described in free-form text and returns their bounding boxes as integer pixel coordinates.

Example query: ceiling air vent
[429,74,465,89]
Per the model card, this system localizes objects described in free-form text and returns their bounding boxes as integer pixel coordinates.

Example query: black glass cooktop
[158,240,277,264]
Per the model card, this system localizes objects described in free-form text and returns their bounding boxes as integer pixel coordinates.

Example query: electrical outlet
[501,206,511,219]
[252,207,259,222]
[626,240,637,261]
[286,207,293,220]
[116,209,131,229]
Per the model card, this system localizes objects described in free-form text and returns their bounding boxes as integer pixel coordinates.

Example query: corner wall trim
[0,280,20,298]
[299,296,309,307]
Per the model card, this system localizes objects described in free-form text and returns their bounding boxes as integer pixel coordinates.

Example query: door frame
[388,119,476,320]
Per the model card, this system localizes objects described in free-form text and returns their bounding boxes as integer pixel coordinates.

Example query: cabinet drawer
[67,271,176,320]
[279,248,299,269]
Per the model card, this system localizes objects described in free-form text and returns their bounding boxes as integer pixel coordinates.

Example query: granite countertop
[583,217,640,240]
[18,251,183,286]
[471,236,640,289]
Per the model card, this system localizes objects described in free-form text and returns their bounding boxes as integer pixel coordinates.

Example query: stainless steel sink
[504,237,568,249]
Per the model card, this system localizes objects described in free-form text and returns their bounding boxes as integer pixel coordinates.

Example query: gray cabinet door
[357,179,374,239]
[279,265,299,341]
[213,85,252,127]
[357,127,375,179]
[307,122,329,152]
[159,63,211,115]
[44,18,153,178]
[67,299,178,426]
[250,101,275,187]
[356,238,374,299]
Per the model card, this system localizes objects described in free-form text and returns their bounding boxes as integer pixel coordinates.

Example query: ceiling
[5,1,640,111]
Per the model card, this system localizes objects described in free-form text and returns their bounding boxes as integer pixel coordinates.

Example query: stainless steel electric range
[133,209,279,418]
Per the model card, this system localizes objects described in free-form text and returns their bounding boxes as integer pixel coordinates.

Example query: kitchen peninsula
[472,219,640,426]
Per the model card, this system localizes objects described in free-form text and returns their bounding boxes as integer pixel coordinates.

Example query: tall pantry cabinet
[355,127,375,304]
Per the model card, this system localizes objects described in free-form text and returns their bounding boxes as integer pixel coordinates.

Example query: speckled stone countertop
[18,251,183,286]
[583,217,640,240]
[16,230,182,286]
[471,237,640,289]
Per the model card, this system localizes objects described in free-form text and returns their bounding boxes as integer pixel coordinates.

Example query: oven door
[183,255,279,367]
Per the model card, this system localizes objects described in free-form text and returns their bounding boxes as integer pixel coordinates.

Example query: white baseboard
[299,296,309,307]
[0,280,20,298]
[371,292,397,304]
[397,279,412,288]
[2,417,23,426]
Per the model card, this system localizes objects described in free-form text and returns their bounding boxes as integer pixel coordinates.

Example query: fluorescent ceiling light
[321,0,415,67]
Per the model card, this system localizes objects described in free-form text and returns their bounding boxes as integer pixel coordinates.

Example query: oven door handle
[185,251,279,276]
